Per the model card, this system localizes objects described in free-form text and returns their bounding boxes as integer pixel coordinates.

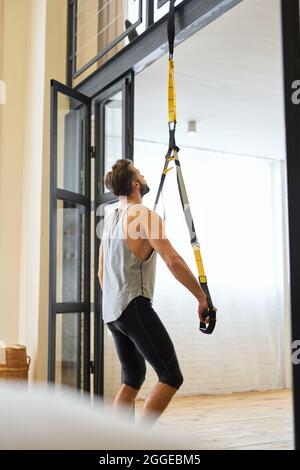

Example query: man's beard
[140,182,150,197]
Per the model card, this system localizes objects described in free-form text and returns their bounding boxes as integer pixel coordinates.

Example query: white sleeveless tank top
[101,203,157,324]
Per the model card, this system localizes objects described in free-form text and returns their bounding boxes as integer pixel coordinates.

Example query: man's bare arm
[141,208,207,306]
[98,242,103,289]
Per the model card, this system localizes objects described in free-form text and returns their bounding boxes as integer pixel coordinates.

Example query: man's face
[132,166,146,184]
[131,166,150,197]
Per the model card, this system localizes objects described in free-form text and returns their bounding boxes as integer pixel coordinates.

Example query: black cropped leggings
[106,296,184,391]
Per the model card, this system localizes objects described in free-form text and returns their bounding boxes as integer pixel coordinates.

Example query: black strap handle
[199,281,217,334]
[168,122,179,151]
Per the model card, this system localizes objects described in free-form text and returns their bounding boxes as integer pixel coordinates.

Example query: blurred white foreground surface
[0,382,209,450]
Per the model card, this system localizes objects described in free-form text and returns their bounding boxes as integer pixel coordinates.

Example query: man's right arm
[141,208,208,320]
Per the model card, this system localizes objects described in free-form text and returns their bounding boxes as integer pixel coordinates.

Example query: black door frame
[92,71,135,396]
[48,80,91,391]
[281,0,300,450]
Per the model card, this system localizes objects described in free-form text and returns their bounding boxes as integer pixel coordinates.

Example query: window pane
[56,200,85,303]
[75,0,143,81]
[104,91,123,191]
[55,313,84,390]
[155,0,184,22]
[57,93,87,194]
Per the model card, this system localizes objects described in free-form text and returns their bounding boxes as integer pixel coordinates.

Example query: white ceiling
[134,0,285,160]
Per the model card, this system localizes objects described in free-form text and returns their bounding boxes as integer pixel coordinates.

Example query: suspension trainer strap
[153,1,216,334]
[153,0,178,210]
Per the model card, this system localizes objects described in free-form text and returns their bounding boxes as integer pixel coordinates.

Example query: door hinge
[89,146,95,159]
[90,360,95,374]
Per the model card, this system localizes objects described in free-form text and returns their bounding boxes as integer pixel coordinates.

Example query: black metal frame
[146,0,155,28]
[93,71,134,396]
[49,79,91,391]
[281,0,300,450]
[68,0,143,81]
[157,0,169,8]
[66,0,75,87]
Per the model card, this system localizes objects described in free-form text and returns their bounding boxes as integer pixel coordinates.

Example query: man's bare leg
[113,384,139,419]
[113,384,139,411]
[139,381,177,427]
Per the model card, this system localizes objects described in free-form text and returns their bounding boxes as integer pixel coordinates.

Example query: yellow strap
[168,60,207,284]
[193,244,206,281]
[168,59,176,123]
[163,167,174,175]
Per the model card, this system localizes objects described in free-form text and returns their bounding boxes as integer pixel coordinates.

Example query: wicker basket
[0,344,31,381]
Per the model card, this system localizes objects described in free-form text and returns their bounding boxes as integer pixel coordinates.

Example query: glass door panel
[57,93,88,194]
[104,90,123,187]
[55,312,85,390]
[56,200,85,304]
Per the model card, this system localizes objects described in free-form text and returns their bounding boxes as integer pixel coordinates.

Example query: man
[98,159,208,426]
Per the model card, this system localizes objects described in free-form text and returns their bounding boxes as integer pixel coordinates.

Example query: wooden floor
[135,389,293,450]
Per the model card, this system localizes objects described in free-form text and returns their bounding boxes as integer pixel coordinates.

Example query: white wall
[0,0,67,381]
[37,0,68,382]
[18,0,47,380]
[0,0,30,345]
